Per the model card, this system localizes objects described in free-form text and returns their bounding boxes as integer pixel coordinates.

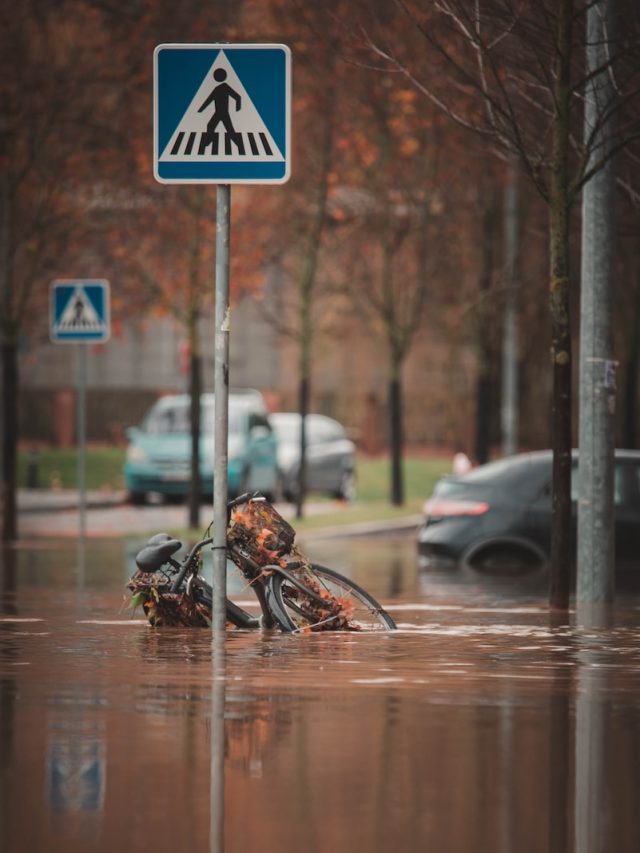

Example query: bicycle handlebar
[226,491,264,511]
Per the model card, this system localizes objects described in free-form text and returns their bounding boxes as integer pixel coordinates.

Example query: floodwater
[2,533,640,853]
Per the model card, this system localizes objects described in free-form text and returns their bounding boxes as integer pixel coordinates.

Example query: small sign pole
[76,343,87,590]
[212,185,231,633]
[50,279,110,553]
[76,344,87,541]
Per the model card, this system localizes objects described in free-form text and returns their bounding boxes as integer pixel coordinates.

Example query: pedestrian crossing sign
[154,44,291,185]
[50,280,111,344]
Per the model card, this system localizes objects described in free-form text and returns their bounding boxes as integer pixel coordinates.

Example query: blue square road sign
[50,280,111,344]
[154,43,291,185]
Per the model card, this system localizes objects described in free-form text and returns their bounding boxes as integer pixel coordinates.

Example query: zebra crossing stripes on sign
[50,280,110,344]
[154,44,291,185]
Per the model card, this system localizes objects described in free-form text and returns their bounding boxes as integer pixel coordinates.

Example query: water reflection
[300,533,420,600]
[548,628,573,853]
[0,546,17,616]
[574,647,607,853]
[210,630,225,853]
[48,718,106,814]
[1,537,640,851]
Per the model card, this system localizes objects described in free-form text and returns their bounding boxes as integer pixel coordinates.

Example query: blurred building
[18,290,478,452]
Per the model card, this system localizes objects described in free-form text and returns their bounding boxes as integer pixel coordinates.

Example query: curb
[17,490,127,514]
[298,514,423,542]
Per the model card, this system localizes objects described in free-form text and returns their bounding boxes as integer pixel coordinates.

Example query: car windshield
[142,400,244,434]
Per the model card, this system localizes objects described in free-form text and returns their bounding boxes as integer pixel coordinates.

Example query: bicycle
[127,492,396,632]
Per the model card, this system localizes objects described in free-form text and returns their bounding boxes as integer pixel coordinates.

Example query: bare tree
[249,9,341,519]
[342,182,433,506]
[0,0,136,541]
[327,53,441,504]
[116,184,215,529]
[349,0,640,607]
[263,86,335,518]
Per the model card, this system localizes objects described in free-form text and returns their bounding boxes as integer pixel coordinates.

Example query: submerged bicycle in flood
[127,493,396,633]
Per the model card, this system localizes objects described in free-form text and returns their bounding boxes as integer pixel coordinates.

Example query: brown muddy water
[1,534,640,853]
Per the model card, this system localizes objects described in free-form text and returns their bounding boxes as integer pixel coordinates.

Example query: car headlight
[126,445,148,463]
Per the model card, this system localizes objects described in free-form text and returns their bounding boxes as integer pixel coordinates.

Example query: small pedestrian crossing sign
[154,44,291,184]
[50,280,110,344]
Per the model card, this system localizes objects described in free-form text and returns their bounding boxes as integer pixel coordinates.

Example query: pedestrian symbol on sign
[57,288,104,332]
[198,68,242,146]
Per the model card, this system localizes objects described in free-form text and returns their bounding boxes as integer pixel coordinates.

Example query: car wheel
[466,543,545,574]
[335,470,356,502]
[128,490,147,506]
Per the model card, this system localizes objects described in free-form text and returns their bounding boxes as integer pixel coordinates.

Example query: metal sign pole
[76,343,87,542]
[212,184,231,633]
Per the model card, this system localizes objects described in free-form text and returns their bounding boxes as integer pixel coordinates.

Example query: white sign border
[50,279,111,345]
[153,43,292,186]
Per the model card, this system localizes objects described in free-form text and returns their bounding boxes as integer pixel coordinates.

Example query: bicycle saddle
[135,537,183,573]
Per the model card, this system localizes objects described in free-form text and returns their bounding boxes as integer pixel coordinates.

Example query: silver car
[271,413,356,502]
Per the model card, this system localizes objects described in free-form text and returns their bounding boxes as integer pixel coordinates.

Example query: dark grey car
[417,450,640,571]
[271,413,356,502]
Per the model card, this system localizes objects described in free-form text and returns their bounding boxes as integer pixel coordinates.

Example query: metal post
[76,344,87,541]
[212,185,231,633]
[76,344,87,592]
[577,0,616,620]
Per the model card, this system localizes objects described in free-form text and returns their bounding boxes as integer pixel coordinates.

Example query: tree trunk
[622,241,640,449]
[1,341,17,542]
[548,204,573,613]
[622,311,639,449]
[475,195,497,465]
[501,158,520,457]
[548,0,574,611]
[293,80,334,521]
[187,326,202,531]
[474,373,492,465]
[295,374,309,520]
[1,116,16,544]
[389,370,404,506]
[184,187,205,532]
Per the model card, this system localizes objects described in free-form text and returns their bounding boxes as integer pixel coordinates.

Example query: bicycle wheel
[266,563,396,632]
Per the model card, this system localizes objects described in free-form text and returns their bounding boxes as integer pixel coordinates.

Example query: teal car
[124,391,279,504]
